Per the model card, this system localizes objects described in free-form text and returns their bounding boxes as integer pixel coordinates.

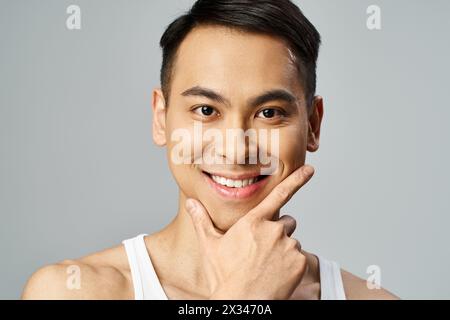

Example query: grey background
[1,0,449,299]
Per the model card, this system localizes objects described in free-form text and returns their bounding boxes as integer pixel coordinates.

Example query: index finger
[247,164,315,221]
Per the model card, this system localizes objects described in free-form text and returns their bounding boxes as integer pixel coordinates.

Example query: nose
[217,115,255,165]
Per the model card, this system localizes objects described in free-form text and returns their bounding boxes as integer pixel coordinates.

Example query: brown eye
[256,108,283,119]
[193,105,218,117]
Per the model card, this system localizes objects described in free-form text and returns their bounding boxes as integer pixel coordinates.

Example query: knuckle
[287,238,301,252]
[294,169,306,181]
[287,238,298,249]
[274,186,291,202]
[297,166,313,181]
[272,222,285,236]
[297,241,302,252]
[286,252,307,277]
[294,257,307,275]
[296,252,306,263]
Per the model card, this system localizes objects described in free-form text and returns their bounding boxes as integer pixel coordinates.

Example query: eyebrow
[181,86,298,108]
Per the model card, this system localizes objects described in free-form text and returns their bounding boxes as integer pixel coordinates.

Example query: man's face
[153,25,322,231]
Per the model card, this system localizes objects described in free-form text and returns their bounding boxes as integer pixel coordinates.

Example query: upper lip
[202,170,263,180]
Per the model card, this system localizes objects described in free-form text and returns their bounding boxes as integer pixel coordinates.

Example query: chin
[200,199,259,230]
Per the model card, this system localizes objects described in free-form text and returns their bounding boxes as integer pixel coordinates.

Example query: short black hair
[159,0,321,107]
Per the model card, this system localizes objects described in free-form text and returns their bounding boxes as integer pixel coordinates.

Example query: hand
[185,165,315,300]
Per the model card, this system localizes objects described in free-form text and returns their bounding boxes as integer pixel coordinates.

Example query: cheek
[278,128,308,172]
[163,121,199,195]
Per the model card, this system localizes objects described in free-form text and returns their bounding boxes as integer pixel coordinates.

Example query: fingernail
[185,199,197,213]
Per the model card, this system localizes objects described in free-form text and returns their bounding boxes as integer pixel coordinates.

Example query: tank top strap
[316,254,346,300]
[122,234,168,300]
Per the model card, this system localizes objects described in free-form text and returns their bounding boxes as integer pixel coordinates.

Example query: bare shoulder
[340,269,400,300]
[22,243,133,300]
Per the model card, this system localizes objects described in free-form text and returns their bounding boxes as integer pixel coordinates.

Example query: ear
[306,95,324,152]
[152,88,167,146]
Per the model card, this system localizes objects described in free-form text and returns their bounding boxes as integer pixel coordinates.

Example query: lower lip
[203,172,270,200]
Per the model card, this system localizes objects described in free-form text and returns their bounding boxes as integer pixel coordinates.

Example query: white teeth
[211,175,259,188]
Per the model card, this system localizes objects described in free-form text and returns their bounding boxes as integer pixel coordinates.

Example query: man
[22,0,398,299]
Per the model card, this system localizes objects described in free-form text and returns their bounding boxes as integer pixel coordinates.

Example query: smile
[210,175,260,188]
[202,170,270,199]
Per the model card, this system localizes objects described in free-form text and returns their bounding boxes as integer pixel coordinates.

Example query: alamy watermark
[367,5,382,30]
[366,264,382,290]
[66,5,81,30]
[171,121,280,175]
[66,265,81,290]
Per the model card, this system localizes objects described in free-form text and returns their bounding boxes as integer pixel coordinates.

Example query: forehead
[170,25,304,99]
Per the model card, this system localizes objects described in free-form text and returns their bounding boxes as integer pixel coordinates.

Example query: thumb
[185,198,222,243]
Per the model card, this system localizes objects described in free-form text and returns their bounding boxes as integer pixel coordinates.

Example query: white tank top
[122,234,346,300]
